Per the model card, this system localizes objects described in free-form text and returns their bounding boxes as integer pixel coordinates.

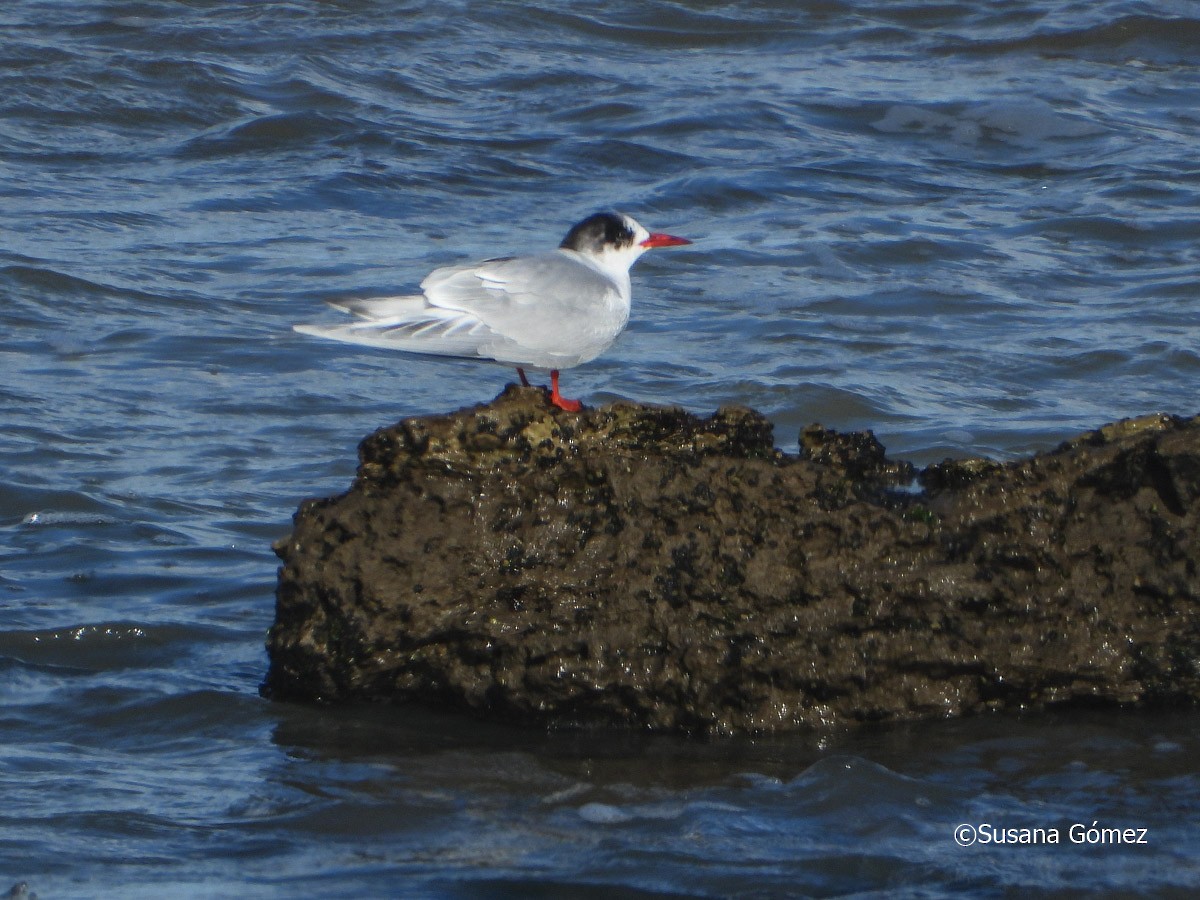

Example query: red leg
[549,370,581,412]
[516,367,531,387]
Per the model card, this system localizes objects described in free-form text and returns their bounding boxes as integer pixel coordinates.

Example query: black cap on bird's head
[560,211,691,257]
[560,211,637,254]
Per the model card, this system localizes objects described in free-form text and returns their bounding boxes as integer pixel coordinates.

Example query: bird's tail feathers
[327,294,427,321]
[293,307,492,358]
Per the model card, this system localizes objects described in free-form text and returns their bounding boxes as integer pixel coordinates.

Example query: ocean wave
[942,14,1200,64]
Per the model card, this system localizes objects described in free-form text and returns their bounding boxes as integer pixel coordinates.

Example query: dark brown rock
[264,388,1200,733]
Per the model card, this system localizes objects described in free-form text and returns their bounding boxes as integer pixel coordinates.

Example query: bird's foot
[551,393,582,412]
[549,370,582,412]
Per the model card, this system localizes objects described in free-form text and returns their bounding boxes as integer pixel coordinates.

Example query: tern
[294,211,691,411]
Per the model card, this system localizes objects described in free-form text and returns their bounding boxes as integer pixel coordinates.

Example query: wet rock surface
[264,388,1200,733]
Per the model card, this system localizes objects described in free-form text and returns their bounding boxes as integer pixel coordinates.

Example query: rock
[263,390,1200,733]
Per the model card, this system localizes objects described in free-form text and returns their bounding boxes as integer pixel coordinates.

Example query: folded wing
[293,250,625,368]
[420,251,622,357]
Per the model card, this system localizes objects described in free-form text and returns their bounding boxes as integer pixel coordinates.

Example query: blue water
[2,1,1199,896]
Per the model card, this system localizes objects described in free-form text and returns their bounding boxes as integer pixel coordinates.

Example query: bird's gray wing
[420,251,619,355]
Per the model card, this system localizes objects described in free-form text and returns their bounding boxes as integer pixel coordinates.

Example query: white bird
[294,211,691,410]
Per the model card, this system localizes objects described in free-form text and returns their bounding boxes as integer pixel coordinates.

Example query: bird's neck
[565,248,635,299]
